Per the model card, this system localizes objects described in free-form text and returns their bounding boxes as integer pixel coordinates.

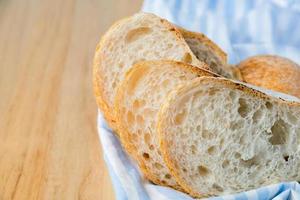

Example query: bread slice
[158,77,300,198]
[237,55,300,98]
[114,60,217,189]
[93,12,209,131]
[178,28,241,79]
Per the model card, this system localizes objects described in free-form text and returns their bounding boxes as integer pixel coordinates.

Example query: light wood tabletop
[0,0,142,199]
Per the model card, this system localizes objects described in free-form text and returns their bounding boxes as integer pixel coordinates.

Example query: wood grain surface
[0,0,142,199]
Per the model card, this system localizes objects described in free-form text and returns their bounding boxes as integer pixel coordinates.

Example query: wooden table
[0,0,142,199]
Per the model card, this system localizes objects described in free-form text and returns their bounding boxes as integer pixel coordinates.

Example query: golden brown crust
[92,15,133,134]
[159,20,211,71]
[178,27,227,64]
[158,76,300,198]
[114,60,217,190]
[178,27,244,80]
[93,70,119,133]
[93,60,119,133]
[237,55,300,98]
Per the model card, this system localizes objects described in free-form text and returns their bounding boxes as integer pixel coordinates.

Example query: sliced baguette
[93,12,209,131]
[178,28,241,79]
[237,55,300,98]
[158,77,300,197]
[115,60,217,189]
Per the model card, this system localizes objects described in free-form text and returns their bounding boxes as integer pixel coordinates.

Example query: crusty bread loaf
[93,12,209,131]
[178,28,241,79]
[114,60,216,189]
[158,77,300,197]
[237,55,300,98]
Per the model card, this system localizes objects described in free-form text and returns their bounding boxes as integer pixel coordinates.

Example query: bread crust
[93,13,210,134]
[114,60,216,190]
[178,28,244,80]
[237,55,300,98]
[93,16,132,133]
[158,76,300,198]
[178,28,227,63]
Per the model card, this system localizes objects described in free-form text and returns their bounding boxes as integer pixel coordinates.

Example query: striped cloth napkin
[98,0,300,199]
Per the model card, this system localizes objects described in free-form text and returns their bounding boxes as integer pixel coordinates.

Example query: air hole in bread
[222,160,229,168]
[209,61,217,69]
[125,27,152,43]
[252,109,263,123]
[137,129,142,136]
[133,99,146,109]
[207,146,216,155]
[266,159,271,166]
[112,81,117,88]
[182,52,192,64]
[193,140,198,147]
[129,133,137,141]
[284,155,289,162]
[265,102,273,110]
[212,183,224,192]
[198,165,210,176]
[174,110,187,125]
[162,79,170,87]
[230,121,242,130]
[143,152,150,160]
[234,153,241,159]
[136,115,144,126]
[269,119,288,145]
[240,155,259,167]
[239,134,246,144]
[144,133,151,145]
[165,174,171,179]
[127,111,135,124]
[233,167,238,173]
[196,125,201,132]
[149,145,154,150]
[161,180,167,185]
[183,168,187,172]
[220,138,224,147]
[229,91,237,100]
[167,43,173,48]
[154,162,163,170]
[208,89,219,96]
[191,145,197,154]
[202,129,214,140]
[238,98,250,118]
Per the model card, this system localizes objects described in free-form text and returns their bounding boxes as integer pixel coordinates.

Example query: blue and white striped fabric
[98,1,300,199]
[143,0,300,64]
